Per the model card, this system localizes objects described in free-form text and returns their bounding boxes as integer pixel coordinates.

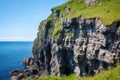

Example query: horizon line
[0,40,33,42]
[0,37,35,42]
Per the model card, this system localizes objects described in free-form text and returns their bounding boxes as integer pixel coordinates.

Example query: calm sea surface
[0,42,33,80]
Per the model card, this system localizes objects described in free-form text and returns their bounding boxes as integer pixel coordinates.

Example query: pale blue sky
[0,0,67,41]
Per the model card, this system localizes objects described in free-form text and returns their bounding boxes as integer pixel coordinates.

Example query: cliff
[11,0,120,79]
[31,16,120,76]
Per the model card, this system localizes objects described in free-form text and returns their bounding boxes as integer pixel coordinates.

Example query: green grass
[48,0,120,25]
[66,32,74,37]
[23,64,120,80]
[51,19,62,37]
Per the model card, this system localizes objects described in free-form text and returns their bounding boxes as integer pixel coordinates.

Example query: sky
[0,0,67,41]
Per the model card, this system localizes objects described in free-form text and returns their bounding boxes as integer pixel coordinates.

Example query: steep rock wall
[30,16,120,77]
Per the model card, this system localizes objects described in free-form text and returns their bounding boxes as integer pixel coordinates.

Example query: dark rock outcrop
[10,69,30,80]
[10,70,24,75]
[51,9,61,19]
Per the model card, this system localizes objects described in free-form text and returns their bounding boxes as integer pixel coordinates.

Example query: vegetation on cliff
[33,0,120,47]
[46,0,120,37]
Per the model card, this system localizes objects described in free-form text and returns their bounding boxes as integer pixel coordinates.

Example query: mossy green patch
[66,32,74,37]
[34,38,39,46]
[51,19,62,37]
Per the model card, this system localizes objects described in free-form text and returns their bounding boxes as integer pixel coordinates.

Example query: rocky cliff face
[28,16,120,77]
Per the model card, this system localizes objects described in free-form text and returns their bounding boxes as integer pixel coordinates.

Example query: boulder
[74,66,80,77]
[85,0,97,6]
[10,73,24,80]
[10,76,19,80]
[51,9,61,19]
[10,69,24,75]
[66,7,71,15]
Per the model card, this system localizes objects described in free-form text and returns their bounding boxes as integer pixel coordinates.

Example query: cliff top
[48,0,120,25]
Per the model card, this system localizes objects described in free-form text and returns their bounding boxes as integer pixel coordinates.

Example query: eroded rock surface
[30,16,120,77]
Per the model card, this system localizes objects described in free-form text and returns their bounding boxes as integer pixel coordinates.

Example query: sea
[0,41,33,80]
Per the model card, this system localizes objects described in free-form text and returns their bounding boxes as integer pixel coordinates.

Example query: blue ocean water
[0,42,33,80]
